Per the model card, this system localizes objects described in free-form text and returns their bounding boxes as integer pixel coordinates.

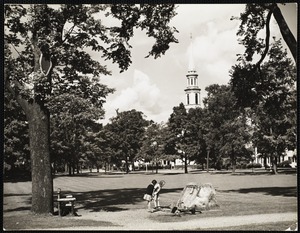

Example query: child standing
[144,180,157,211]
[152,180,165,209]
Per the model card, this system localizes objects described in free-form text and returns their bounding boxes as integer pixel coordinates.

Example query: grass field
[3,168,298,230]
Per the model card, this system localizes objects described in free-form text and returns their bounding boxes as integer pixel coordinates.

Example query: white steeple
[185,34,201,110]
[188,33,196,72]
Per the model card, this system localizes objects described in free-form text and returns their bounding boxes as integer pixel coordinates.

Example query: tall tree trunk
[272,156,278,174]
[68,162,72,176]
[72,163,75,175]
[132,159,135,171]
[184,153,188,174]
[206,150,210,173]
[27,102,53,214]
[125,156,129,174]
[231,146,236,173]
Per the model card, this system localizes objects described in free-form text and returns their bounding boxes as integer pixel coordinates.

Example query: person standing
[144,180,157,211]
[153,180,165,209]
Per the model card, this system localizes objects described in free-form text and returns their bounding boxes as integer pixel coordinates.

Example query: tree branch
[272,4,297,62]
[256,9,272,68]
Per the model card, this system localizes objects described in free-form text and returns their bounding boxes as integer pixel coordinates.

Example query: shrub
[277,160,291,168]
[246,163,262,168]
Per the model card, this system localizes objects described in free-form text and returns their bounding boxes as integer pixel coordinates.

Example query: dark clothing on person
[146,183,154,195]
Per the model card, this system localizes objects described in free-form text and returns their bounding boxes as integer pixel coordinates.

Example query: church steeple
[188,33,195,72]
[185,34,201,110]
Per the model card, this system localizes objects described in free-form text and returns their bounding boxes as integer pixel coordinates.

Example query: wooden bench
[57,189,76,216]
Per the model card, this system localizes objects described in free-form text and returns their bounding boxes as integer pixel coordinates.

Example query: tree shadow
[4,206,31,212]
[3,175,32,183]
[3,193,31,197]
[53,173,126,179]
[56,187,183,213]
[162,172,185,175]
[220,186,297,197]
[209,170,297,176]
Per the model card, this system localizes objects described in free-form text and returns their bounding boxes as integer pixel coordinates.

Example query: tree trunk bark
[125,156,129,174]
[77,163,80,174]
[272,156,278,174]
[206,150,210,173]
[27,102,53,214]
[184,153,188,174]
[272,4,297,62]
[231,146,236,174]
[68,162,72,176]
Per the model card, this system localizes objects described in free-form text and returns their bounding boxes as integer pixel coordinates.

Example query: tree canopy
[4,4,178,214]
[232,3,296,64]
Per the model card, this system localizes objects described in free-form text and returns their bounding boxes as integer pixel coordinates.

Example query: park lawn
[196,221,297,231]
[3,214,116,230]
[3,169,298,230]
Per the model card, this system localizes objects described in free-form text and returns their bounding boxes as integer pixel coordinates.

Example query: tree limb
[256,9,272,68]
[272,4,297,62]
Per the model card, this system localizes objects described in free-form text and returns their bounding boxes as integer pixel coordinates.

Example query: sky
[96,3,297,125]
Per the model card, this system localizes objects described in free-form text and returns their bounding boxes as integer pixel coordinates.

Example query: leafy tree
[105,109,149,173]
[167,103,193,173]
[80,123,106,173]
[236,39,297,174]
[4,89,30,177]
[202,84,252,173]
[4,4,178,214]
[49,92,106,175]
[138,122,166,173]
[184,108,207,169]
[232,3,296,64]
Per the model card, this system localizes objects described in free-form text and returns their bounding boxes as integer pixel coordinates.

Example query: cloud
[102,70,163,123]
[183,19,244,100]
[99,4,296,125]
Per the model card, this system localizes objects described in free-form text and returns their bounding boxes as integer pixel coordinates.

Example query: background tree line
[5,38,296,177]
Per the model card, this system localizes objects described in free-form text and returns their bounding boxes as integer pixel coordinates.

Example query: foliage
[4,3,178,213]
[166,103,191,172]
[49,92,106,174]
[104,109,149,172]
[184,107,207,164]
[230,38,296,174]
[202,84,253,172]
[277,160,292,168]
[4,89,30,174]
[138,122,164,161]
[137,122,168,172]
[246,162,262,169]
[232,3,296,63]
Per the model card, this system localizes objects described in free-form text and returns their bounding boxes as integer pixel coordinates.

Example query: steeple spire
[185,33,201,110]
[188,33,195,72]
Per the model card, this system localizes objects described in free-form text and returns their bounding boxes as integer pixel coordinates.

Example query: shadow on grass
[221,186,297,197]
[56,187,182,213]
[162,172,186,175]
[3,175,32,183]
[4,206,31,212]
[209,169,297,176]
[3,193,31,197]
[3,214,116,230]
[53,172,126,179]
